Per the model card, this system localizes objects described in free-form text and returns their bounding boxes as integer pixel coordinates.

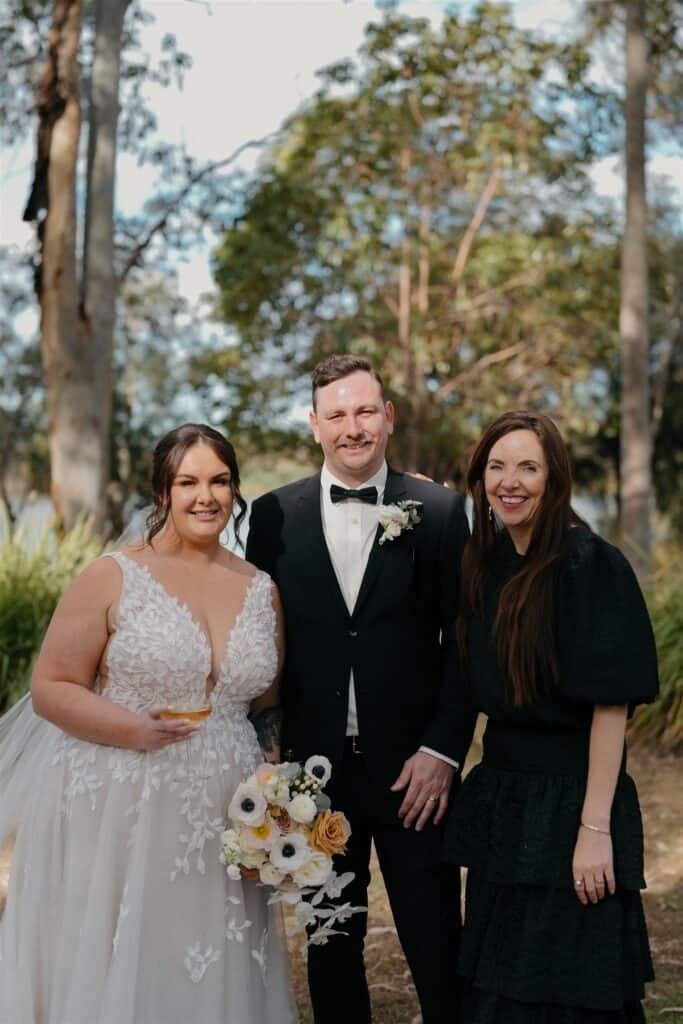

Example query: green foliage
[629,546,683,753]
[0,508,105,713]
[209,3,627,482]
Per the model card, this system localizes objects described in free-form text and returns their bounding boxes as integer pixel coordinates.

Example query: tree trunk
[24,0,85,531]
[24,0,130,534]
[80,0,131,532]
[619,0,651,578]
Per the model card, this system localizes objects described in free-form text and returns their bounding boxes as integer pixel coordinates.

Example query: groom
[246,355,469,1024]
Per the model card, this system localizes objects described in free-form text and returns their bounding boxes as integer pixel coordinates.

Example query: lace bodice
[48,552,279,873]
[102,552,278,717]
[0,556,296,1021]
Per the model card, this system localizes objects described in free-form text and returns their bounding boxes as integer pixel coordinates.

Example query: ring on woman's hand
[428,796,438,803]
[574,879,584,887]
[595,877,605,883]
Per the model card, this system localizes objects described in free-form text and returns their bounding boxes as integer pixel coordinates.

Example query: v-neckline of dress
[116,552,260,696]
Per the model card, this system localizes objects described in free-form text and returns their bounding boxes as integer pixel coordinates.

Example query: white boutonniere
[376,500,423,545]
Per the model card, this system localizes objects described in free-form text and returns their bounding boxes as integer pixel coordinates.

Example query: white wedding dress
[0,552,296,1024]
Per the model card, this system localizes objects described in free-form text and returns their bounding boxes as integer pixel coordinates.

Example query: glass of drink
[160,702,213,779]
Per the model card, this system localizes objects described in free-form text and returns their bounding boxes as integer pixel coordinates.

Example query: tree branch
[423,273,536,333]
[435,341,527,403]
[118,132,278,283]
[450,166,501,287]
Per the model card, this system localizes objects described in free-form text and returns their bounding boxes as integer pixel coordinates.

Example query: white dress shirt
[320,461,387,736]
[318,461,458,771]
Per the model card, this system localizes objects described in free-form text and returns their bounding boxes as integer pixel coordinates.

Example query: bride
[0,424,296,1023]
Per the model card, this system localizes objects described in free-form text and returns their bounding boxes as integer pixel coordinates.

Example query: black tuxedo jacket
[246,467,469,793]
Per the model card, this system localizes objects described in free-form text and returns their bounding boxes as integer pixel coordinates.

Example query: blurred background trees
[210,6,625,485]
[0,0,681,738]
[2,0,680,544]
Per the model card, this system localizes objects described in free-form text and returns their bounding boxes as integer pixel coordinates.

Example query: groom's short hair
[311,354,384,409]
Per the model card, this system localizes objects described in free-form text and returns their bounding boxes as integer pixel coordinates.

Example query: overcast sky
[1,0,681,305]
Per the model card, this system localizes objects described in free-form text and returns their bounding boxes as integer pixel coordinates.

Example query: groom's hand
[390,751,454,831]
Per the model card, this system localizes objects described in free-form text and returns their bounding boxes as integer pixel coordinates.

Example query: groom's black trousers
[308,740,461,1024]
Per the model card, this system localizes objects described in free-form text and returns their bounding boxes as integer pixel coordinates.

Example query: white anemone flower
[288,793,317,825]
[293,851,333,887]
[270,832,312,873]
[304,755,332,788]
[228,780,267,827]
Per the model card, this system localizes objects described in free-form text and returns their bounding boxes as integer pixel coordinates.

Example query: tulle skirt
[0,697,296,1024]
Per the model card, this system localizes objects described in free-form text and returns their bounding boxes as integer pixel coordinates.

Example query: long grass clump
[0,506,105,713]
[629,545,683,754]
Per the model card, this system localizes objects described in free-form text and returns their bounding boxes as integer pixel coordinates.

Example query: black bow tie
[330,484,378,505]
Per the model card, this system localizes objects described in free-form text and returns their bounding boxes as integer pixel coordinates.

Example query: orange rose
[310,811,350,857]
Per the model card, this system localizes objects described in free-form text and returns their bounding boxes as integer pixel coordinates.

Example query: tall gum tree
[619,0,652,577]
[23,0,85,530]
[24,0,131,532]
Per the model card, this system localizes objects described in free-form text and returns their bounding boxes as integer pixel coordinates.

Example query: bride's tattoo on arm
[250,705,282,763]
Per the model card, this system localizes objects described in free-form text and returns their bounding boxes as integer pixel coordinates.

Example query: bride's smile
[169,443,235,542]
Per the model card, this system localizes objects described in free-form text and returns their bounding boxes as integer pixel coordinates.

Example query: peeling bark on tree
[80,0,131,531]
[24,0,130,533]
[619,0,652,578]
[24,0,84,531]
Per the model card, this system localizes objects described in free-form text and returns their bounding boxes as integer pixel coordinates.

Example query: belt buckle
[351,735,363,755]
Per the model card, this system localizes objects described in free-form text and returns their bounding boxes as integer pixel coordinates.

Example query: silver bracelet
[580,821,610,836]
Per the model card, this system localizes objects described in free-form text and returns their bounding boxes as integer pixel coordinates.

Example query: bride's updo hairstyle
[457,410,587,707]
[145,424,248,547]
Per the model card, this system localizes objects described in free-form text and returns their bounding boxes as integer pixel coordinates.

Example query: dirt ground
[0,740,680,1023]
[285,738,683,1024]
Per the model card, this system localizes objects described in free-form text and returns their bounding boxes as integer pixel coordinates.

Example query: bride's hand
[135,707,199,751]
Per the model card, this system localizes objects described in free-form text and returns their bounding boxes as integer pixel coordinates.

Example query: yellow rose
[310,811,350,857]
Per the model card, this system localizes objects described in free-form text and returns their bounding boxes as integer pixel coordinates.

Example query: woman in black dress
[444,411,658,1023]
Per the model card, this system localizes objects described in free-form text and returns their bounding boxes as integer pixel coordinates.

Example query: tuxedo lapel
[353,467,411,618]
[295,474,350,621]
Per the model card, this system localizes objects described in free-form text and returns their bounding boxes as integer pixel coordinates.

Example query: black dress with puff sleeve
[443,527,659,1024]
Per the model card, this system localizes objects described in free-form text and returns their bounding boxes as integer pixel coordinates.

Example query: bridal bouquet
[220,756,364,945]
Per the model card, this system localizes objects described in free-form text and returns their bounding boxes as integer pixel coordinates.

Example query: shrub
[0,507,105,713]
[629,545,683,754]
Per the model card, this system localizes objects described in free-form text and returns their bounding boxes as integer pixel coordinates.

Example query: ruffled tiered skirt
[444,720,654,1023]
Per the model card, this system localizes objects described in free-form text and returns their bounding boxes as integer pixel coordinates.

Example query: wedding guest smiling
[443,410,658,1024]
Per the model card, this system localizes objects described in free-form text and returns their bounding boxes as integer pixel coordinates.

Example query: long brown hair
[145,424,248,547]
[457,411,587,706]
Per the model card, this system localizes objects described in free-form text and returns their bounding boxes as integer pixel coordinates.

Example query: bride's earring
[488,505,494,523]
